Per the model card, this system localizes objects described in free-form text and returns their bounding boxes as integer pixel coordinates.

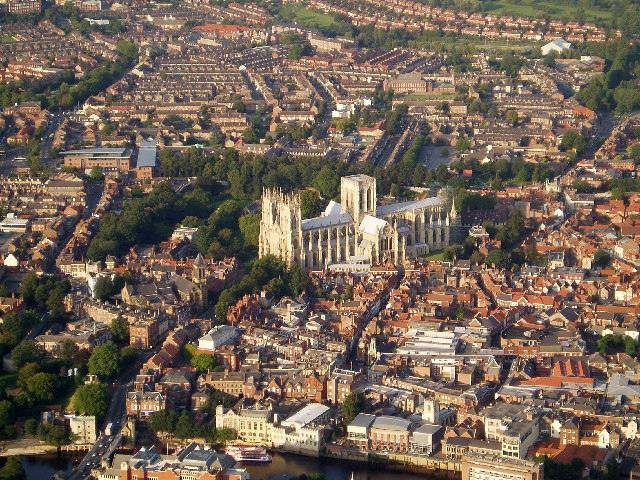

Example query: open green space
[480,0,612,25]
[423,250,446,261]
[279,4,349,32]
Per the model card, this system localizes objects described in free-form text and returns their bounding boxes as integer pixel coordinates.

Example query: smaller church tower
[422,397,440,424]
[192,253,208,310]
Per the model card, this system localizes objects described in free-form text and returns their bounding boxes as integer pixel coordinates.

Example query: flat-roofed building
[347,413,376,451]
[281,403,331,429]
[62,147,132,173]
[461,454,543,480]
[135,138,157,179]
[370,416,412,453]
[0,213,30,233]
[410,423,443,455]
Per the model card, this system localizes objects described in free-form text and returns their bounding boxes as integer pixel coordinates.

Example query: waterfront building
[97,443,248,480]
[69,415,97,445]
[461,454,543,480]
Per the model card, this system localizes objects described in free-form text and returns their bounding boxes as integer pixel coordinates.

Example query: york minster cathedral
[259,174,459,271]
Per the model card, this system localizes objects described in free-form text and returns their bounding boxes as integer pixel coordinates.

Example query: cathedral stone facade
[259,174,458,270]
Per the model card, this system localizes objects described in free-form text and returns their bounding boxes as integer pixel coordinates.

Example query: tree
[341,391,366,425]
[11,341,44,369]
[238,214,260,248]
[0,401,13,429]
[313,166,339,199]
[25,372,57,403]
[300,190,325,219]
[111,315,129,345]
[455,136,472,153]
[560,130,586,155]
[499,53,524,77]
[38,423,73,448]
[148,410,179,434]
[71,383,109,419]
[88,342,121,380]
[485,249,511,269]
[593,249,611,269]
[543,457,584,480]
[191,353,216,372]
[93,276,114,301]
[288,263,311,296]
[89,166,104,181]
[17,362,40,390]
[505,109,519,126]
[175,411,195,439]
[0,457,25,480]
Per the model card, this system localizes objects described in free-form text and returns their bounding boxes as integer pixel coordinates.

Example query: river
[24,452,446,480]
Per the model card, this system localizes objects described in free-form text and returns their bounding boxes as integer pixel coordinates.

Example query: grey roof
[413,423,442,435]
[371,415,411,431]
[349,413,376,428]
[301,212,353,230]
[62,147,130,158]
[283,403,329,427]
[377,197,444,216]
[137,138,158,168]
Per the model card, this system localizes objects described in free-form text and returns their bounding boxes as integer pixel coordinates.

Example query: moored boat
[224,446,272,463]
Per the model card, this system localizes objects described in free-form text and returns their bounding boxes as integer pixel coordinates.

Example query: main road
[68,348,155,480]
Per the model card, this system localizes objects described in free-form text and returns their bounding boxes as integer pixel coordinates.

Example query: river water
[24,452,446,480]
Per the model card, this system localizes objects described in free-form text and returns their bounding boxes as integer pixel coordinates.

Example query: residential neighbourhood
[0,0,639,480]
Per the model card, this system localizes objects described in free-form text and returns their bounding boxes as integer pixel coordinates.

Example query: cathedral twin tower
[259,175,458,271]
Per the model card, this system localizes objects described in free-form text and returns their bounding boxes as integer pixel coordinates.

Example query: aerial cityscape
[0,0,639,479]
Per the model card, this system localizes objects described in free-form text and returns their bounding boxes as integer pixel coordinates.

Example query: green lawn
[481,0,612,25]
[0,34,16,43]
[424,250,446,261]
[279,4,349,32]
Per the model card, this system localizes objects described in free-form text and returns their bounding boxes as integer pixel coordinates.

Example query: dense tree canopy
[71,383,110,419]
[88,342,121,380]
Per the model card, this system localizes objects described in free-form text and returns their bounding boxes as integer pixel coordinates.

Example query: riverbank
[24,450,457,480]
[0,438,57,457]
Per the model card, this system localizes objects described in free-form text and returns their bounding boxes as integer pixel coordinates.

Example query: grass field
[482,0,612,24]
[424,250,446,261]
[0,34,16,43]
[279,4,348,32]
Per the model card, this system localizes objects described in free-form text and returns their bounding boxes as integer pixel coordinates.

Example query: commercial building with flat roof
[281,403,331,429]
[136,138,158,179]
[62,147,132,173]
[370,415,413,453]
[461,454,543,480]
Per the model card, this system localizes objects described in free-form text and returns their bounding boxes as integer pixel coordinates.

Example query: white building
[0,213,29,233]
[396,329,461,356]
[483,404,540,459]
[541,38,572,56]
[215,403,332,455]
[197,325,239,352]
